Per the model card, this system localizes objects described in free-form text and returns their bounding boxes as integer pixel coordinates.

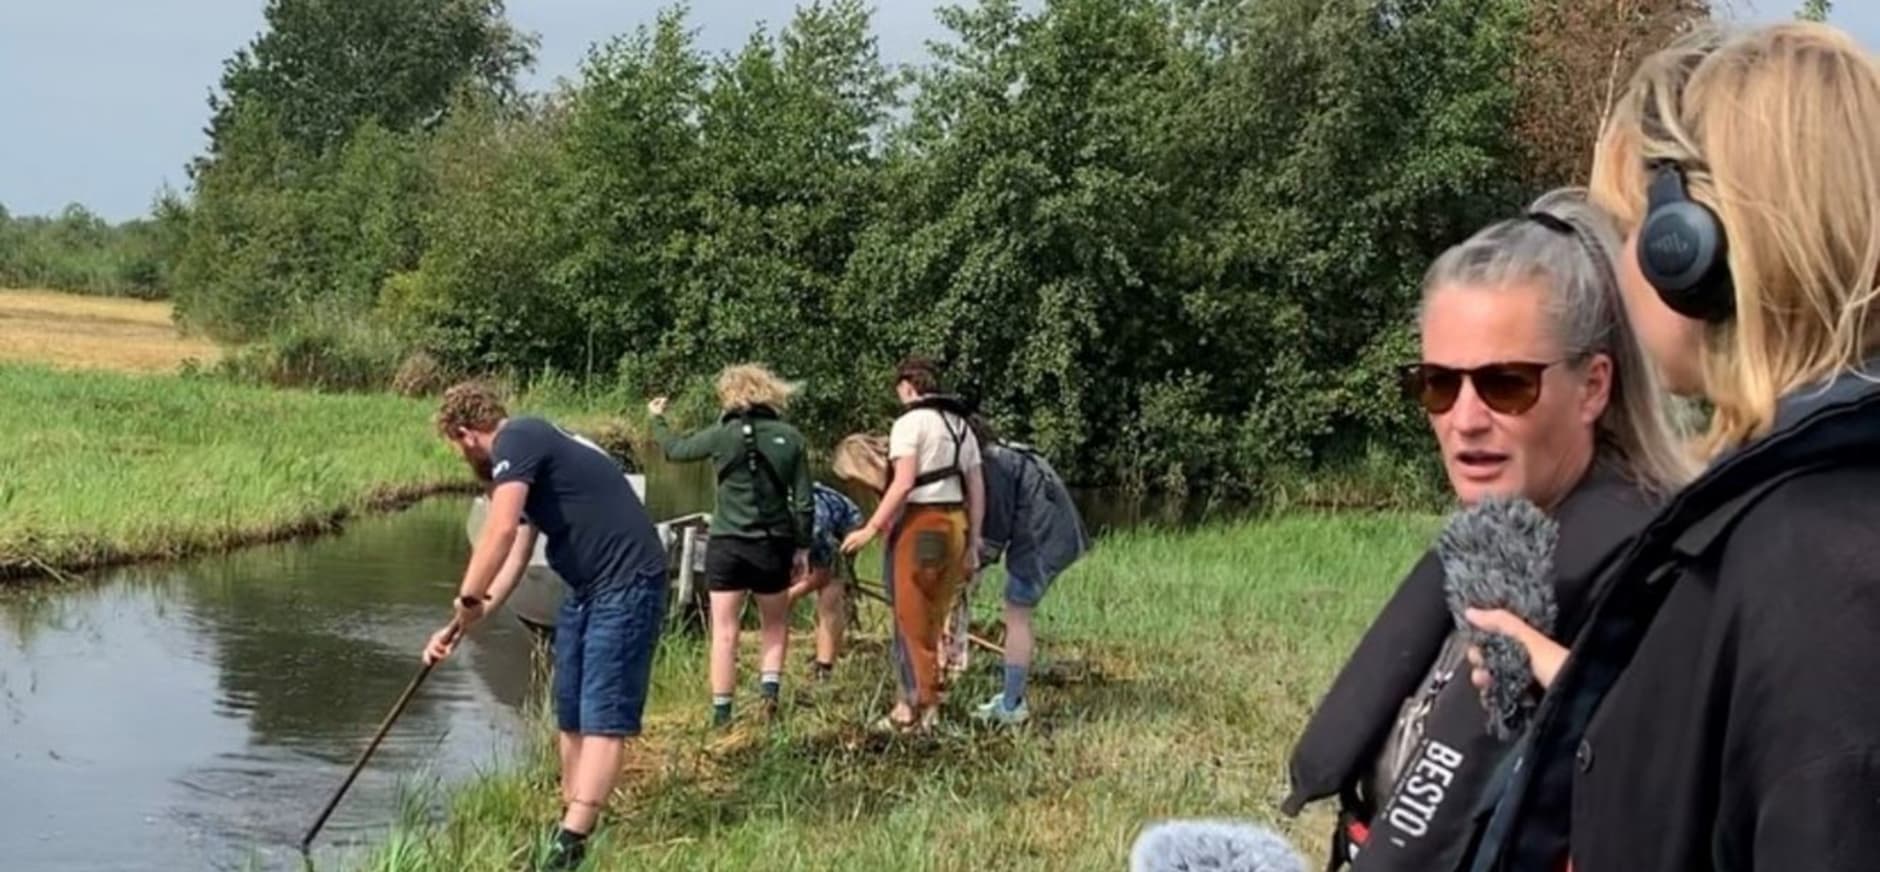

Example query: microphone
[1129,819,1308,872]
[1435,494,1559,740]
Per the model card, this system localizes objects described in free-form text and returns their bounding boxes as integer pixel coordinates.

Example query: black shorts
[705,535,794,595]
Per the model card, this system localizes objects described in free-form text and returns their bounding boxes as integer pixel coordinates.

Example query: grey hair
[1418,187,1699,497]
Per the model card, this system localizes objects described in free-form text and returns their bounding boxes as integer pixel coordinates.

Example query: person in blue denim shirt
[786,482,865,680]
[955,440,1090,726]
[424,382,667,871]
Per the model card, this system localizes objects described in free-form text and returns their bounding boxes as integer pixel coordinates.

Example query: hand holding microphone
[1436,494,1561,740]
[1464,607,1566,690]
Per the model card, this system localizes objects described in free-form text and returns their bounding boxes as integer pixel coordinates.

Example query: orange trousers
[883,503,969,709]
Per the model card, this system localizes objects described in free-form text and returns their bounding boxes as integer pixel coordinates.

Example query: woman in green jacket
[649,364,813,726]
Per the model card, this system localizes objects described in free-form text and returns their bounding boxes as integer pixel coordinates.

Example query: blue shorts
[999,547,1055,607]
[553,569,666,737]
[1004,571,1052,607]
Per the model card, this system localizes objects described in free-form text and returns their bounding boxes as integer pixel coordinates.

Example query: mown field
[0,289,220,373]
[356,512,1436,871]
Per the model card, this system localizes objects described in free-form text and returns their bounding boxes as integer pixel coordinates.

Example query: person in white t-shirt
[838,356,985,731]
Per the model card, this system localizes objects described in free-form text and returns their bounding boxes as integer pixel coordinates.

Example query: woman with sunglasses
[1464,23,1880,872]
[1281,187,1695,871]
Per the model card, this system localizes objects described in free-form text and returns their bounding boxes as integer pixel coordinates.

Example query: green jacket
[651,405,813,548]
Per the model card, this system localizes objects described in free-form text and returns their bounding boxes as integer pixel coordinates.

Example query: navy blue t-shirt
[490,416,665,588]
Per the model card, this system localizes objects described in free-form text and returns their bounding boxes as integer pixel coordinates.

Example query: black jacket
[1470,364,1880,872]
[1283,459,1658,871]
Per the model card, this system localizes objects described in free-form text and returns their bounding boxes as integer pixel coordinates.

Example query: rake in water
[299,619,463,855]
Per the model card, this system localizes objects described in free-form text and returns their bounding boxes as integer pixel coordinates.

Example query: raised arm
[648,398,718,463]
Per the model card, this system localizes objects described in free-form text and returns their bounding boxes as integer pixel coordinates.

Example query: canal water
[0,451,1224,871]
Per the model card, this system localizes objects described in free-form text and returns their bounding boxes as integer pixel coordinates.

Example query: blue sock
[1002,664,1029,710]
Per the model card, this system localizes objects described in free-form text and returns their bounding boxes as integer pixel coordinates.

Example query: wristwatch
[458,594,490,608]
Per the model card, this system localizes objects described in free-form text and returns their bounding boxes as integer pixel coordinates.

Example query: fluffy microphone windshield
[1436,494,1559,740]
[1129,819,1307,872]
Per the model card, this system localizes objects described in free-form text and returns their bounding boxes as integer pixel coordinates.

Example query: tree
[1515,0,1712,192]
[1798,0,1832,22]
[201,0,537,163]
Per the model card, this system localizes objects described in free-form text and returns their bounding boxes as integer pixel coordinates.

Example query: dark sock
[1002,664,1030,710]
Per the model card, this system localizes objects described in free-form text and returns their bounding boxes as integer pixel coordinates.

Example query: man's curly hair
[435,381,508,437]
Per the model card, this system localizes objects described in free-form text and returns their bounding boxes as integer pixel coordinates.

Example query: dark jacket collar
[720,404,780,424]
[1665,360,1880,559]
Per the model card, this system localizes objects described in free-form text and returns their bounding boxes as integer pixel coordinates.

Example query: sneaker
[973,692,1030,726]
[538,830,588,871]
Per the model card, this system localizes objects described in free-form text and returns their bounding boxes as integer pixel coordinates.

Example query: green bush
[215,317,405,393]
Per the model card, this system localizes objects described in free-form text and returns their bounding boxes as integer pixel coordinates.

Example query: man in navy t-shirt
[424,381,666,871]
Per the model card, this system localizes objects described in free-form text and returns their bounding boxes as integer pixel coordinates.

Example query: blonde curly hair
[716,363,800,412]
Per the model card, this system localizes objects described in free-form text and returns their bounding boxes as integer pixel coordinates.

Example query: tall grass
[0,363,470,577]
[355,512,1440,870]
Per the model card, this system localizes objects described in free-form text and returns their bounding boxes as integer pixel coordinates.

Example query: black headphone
[1637,160,1734,322]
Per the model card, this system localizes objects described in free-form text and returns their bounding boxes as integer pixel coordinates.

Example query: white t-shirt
[889,406,982,504]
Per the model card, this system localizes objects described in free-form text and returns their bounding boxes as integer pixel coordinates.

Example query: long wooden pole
[299,621,462,853]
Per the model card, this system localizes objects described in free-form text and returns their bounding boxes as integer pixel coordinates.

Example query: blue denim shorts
[1000,546,1055,607]
[553,569,666,736]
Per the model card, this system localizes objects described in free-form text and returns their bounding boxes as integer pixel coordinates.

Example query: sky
[0,1,1873,223]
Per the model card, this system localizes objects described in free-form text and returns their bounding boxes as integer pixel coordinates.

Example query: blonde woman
[1468,22,1880,871]
[650,364,813,727]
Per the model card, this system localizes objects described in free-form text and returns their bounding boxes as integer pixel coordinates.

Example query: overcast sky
[0,1,1872,222]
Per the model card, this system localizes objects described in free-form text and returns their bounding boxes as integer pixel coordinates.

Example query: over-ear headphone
[1637,160,1734,322]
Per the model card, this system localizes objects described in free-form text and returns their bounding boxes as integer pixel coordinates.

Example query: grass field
[0,288,221,373]
[0,291,1440,869]
[0,363,473,578]
[355,512,1437,871]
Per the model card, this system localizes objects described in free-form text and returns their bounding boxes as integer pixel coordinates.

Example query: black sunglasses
[1398,359,1573,415]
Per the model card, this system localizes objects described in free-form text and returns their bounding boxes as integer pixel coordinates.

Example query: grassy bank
[0,363,473,579]
[356,511,1437,871]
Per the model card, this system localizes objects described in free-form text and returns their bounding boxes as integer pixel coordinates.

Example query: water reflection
[0,499,539,872]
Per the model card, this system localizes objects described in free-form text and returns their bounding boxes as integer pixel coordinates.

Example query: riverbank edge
[0,479,481,585]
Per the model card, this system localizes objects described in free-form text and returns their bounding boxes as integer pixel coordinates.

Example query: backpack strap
[910,409,970,491]
[714,408,793,515]
[885,395,976,494]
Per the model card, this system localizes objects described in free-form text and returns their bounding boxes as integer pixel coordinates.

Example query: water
[0,499,542,872]
[0,449,1210,872]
